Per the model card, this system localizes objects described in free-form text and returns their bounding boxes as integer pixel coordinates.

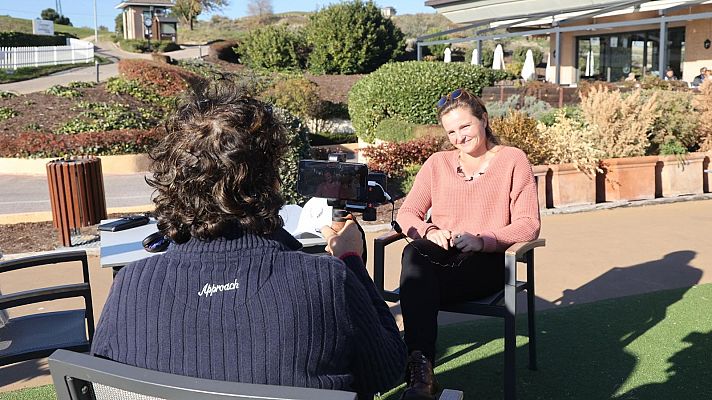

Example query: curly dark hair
[147,81,288,243]
[436,88,500,145]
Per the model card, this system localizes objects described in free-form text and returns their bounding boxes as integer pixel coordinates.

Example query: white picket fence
[0,39,94,70]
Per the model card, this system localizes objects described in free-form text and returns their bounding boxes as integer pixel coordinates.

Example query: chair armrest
[0,283,91,310]
[505,238,546,262]
[374,230,406,247]
[0,250,88,273]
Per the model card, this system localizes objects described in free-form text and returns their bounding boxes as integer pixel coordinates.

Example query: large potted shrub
[537,110,601,207]
[579,87,660,202]
[491,110,551,208]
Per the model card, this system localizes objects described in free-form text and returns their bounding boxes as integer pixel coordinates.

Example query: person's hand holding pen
[321,218,365,259]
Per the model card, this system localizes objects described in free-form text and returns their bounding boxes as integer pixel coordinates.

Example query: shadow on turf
[385,251,705,399]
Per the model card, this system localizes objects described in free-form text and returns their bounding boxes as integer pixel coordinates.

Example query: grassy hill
[0,15,100,39]
[177,11,452,44]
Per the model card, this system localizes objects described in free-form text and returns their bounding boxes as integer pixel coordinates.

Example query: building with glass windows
[422,0,712,85]
[116,0,177,42]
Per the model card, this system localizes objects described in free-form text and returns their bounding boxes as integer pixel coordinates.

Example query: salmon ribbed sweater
[396,147,541,252]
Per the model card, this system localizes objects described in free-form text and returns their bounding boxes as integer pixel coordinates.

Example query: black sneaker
[400,351,439,400]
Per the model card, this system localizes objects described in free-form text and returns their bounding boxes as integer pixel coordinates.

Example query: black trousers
[399,239,504,364]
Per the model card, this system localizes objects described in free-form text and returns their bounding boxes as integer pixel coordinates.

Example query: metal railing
[0,39,94,70]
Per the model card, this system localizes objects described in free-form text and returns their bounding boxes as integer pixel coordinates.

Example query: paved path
[0,174,154,217]
[0,41,204,94]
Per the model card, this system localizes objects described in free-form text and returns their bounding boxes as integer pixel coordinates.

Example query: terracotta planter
[532,165,551,209]
[550,163,596,207]
[599,156,658,202]
[656,152,706,197]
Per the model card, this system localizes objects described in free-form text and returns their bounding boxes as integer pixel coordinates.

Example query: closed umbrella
[585,50,595,76]
[545,52,556,82]
[471,48,480,65]
[444,47,452,63]
[521,49,536,80]
[492,44,505,70]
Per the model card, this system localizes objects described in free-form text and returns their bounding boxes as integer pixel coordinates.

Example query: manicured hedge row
[118,59,206,97]
[0,129,166,158]
[0,32,71,47]
[348,61,512,142]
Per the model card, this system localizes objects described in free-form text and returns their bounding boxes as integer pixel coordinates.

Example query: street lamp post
[93,0,98,43]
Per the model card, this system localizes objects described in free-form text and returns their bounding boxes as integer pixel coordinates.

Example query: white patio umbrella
[471,48,480,65]
[492,44,505,70]
[444,47,452,63]
[521,49,536,80]
[585,50,595,76]
[545,52,556,82]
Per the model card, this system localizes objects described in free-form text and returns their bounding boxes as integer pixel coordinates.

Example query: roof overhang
[425,0,712,26]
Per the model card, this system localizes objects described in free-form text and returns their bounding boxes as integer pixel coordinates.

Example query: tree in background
[40,8,72,26]
[247,0,273,21]
[173,0,229,30]
[115,14,124,37]
[306,0,404,74]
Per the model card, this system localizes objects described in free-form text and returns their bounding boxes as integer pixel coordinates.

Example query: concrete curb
[0,205,154,225]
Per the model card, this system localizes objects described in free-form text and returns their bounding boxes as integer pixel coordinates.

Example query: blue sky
[1,1,435,32]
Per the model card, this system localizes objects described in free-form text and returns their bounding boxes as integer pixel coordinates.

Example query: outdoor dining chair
[373,231,545,400]
[0,250,94,366]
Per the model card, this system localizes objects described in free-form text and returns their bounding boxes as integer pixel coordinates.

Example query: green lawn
[0,15,100,39]
[2,284,710,400]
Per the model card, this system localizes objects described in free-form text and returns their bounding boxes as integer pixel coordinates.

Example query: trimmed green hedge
[0,32,69,47]
[348,61,512,142]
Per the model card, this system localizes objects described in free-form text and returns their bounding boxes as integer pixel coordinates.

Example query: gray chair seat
[0,309,90,361]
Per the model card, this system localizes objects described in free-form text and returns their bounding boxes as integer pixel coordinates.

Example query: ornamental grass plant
[578,86,659,159]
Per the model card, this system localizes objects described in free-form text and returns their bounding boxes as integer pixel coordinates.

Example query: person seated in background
[664,67,677,81]
[692,67,707,86]
[91,81,406,399]
[395,88,541,400]
[624,72,637,82]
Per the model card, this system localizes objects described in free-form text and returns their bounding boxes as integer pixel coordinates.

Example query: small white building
[381,6,397,18]
[116,0,177,42]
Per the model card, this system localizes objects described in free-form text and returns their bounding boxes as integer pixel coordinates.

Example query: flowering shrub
[696,80,712,151]
[362,135,451,177]
[0,106,18,121]
[490,111,550,165]
[45,85,82,98]
[0,129,166,158]
[578,86,659,158]
[641,89,700,154]
[55,102,162,134]
[117,59,206,97]
[537,110,603,174]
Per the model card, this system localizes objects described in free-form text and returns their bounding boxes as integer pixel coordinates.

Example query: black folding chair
[373,232,545,400]
[0,250,94,366]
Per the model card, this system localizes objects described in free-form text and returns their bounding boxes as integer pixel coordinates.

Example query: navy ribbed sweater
[91,227,406,395]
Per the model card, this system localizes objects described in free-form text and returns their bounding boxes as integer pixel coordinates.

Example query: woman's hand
[426,229,452,250]
[450,232,484,253]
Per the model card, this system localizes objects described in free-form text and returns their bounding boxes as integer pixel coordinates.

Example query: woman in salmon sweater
[395,88,541,400]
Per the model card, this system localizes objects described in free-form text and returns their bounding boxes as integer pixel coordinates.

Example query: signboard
[33,19,55,36]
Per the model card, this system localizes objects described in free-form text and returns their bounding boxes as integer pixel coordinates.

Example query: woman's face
[441,106,488,156]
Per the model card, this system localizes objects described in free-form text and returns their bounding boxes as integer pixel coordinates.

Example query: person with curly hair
[91,81,406,399]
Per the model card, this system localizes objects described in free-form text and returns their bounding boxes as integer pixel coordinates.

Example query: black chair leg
[527,287,537,371]
[526,251,537,371]
[504,312,516,400]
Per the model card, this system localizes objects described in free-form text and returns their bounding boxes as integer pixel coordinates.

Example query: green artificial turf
[2,284,711,400]
[0,385,55,400]
[383,284,712,399]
